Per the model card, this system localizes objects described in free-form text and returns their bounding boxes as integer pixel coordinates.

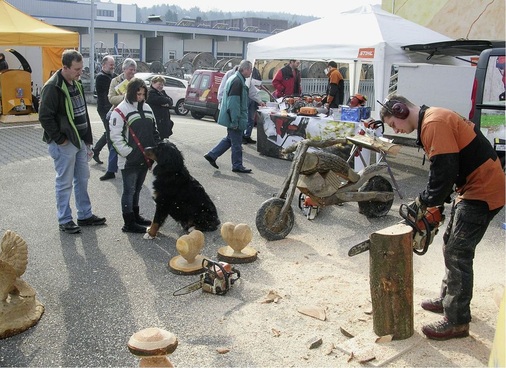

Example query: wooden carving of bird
[0,230,28,301]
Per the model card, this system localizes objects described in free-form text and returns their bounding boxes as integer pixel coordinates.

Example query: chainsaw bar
[348,239,371,257]
[173,280,203,296]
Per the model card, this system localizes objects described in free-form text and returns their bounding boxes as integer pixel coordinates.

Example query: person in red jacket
[380,94,505,341]
[272,60,301,98]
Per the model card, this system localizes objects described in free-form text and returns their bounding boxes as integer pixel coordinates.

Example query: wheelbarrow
[255,138,395,241]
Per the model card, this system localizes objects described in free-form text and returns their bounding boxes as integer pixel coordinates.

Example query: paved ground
[0,107,504,367]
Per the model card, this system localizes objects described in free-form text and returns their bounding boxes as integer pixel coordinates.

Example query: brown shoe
[421,298,444,313]
[422,318,469,340]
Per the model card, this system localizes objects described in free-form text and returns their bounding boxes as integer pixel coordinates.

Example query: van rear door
[469,47,505,129]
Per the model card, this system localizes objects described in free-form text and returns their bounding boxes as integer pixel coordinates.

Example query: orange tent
[0,0,79,82]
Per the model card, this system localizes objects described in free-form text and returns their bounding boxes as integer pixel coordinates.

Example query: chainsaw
[173,259,240,296]
[348,205,444,257]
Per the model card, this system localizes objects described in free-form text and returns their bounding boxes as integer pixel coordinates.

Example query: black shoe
[59,221,81,234]
[77,214,107,226]
[100,172,115,181]
[232,167,252,173]
[204,154,219,169]
[133,206,151,226]
[243,137,256,144]
[422,318,469,340]
[92,149,103,164]
[122,213,147,233]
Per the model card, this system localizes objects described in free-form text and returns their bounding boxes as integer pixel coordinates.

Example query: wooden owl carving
[0,230,28,301]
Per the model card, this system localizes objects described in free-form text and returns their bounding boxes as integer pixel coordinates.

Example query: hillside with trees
[137,4,317,29]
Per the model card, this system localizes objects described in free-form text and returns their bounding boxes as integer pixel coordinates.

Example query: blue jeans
[48,140,92,224]
[440,199,502,324]
[244,99,258,138]
[121,167,148,214]
[107,147,118,173]
[208,128,244,170]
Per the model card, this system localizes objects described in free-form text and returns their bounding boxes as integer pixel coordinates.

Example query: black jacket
[95,70,116,114]
[39,69,92,148]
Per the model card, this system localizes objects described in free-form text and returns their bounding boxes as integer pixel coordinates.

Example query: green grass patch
[481,114,505,128]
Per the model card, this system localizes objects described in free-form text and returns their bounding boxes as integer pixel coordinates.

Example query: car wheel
[191,111,205,120]
[175,99,188,115]
[213,109,220,122]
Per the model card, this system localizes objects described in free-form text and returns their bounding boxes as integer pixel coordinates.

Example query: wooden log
[301,151,359,183]
[369,223,414,340]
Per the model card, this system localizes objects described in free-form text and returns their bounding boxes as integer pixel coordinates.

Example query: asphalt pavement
[0,107,504,367]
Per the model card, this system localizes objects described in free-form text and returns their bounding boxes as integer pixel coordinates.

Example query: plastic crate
[341,106,371,122]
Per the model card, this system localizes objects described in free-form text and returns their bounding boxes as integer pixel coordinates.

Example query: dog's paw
[143,232,156,240]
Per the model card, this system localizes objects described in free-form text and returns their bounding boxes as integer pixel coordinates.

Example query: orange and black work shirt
[419,107,505,211]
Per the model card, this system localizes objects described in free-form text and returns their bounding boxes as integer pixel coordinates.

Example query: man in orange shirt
[380,94,505,341]
[322,61,344,109]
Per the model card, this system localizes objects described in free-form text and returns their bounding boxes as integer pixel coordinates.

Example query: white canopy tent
[247,5,463,111]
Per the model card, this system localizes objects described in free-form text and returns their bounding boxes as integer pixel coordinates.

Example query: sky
[107,0,382,18]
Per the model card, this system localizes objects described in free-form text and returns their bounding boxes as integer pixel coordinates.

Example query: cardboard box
[341,106,371,122]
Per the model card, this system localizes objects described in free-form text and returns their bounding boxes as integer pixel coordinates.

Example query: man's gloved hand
[407,196,427,221]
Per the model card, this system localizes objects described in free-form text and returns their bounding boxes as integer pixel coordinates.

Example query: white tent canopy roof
[247,5,460,108]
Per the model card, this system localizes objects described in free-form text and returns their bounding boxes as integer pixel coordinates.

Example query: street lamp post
[90,0,95,93]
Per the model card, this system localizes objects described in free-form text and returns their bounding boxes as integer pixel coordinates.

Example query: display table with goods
[256,107,357,160]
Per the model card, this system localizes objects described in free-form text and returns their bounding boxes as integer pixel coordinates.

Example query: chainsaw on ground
[173,259,240,296]
[348,205,444,257]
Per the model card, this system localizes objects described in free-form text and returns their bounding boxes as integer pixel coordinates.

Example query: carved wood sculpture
[218,222,257,263]
[0,230,44,339]
[168,230,205,275]
[128,327,178,368]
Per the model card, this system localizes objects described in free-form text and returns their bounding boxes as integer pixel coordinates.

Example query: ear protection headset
[377,99,410,119]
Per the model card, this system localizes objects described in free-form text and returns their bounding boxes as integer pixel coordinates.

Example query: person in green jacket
[204,60,253,173]
[39,49,106,234]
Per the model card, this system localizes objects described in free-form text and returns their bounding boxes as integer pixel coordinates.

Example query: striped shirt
[66,81,88,138]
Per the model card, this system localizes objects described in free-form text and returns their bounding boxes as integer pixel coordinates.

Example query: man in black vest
[92,55,117,166]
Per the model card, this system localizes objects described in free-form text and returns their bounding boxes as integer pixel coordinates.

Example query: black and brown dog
[144,141,220,237]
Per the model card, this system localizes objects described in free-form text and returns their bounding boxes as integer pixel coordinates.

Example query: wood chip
[261,290,283,304]
[339,326,354,338]
[323,342,335,355]
[347,352,354,363]
[306,336,323,349]
[297,306,326,321]
[375,334,393,343]
[271,328,281,337]
[359,356,376,364]
[216,347,230,354]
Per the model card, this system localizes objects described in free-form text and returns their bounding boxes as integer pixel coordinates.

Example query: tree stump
[369,223,414,340]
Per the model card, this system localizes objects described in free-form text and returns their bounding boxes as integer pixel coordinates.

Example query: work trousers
[440,199,502,324]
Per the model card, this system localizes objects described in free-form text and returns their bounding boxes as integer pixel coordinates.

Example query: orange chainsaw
[348,205,444,257]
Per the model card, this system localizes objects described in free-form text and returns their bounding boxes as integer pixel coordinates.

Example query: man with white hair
[100,58,137,181]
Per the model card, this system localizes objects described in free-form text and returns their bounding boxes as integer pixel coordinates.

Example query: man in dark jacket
[204,60,253,173]
[38,50,106,234]
[92,55,117,164]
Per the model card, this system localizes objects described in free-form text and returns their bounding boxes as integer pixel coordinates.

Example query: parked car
[184,69,224,122]
[134,73,189,115]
